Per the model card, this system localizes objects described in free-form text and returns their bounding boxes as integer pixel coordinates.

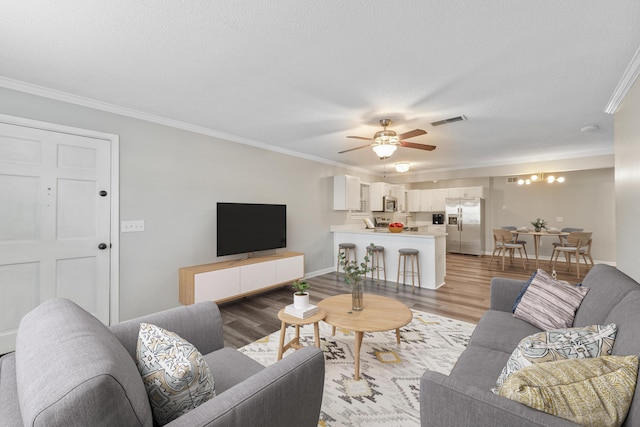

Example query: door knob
[98,243,108,250]
[99,190,108,197]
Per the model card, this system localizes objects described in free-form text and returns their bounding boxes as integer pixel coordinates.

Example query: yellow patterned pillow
[497,355,638,427]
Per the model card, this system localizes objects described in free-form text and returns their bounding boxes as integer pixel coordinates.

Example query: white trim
[0,76,374,176]
[605,44,640,114]
[0,113,120,325]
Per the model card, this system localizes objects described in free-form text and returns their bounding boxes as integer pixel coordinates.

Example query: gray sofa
[421,264,640,426]
[0,298,324,427]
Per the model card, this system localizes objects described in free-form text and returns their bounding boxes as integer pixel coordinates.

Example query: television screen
[217,203,287,256]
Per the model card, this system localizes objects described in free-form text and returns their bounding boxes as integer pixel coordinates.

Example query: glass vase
[535,227,542,232]
[352,281,364,311]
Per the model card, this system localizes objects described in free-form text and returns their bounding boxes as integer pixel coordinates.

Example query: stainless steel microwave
[383,196,397,212]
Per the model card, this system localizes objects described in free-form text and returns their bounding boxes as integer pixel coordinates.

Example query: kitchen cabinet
[370,182,391,211]
[410,186,485,212]
[408,189,421,212]
[447,186,485,198]
[333,175,361,210]
[420,188,447,212]
[370,182,404,211]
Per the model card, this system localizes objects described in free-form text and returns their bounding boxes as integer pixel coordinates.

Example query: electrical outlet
[556,216,563,222]
[121,220,145,233]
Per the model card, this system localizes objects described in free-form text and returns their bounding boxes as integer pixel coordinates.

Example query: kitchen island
[331,228,446,290]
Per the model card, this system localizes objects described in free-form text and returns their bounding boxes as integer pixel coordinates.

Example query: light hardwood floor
[219,253,592,348]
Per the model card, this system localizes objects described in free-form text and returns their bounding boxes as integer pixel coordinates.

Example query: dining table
[510,230,569,269]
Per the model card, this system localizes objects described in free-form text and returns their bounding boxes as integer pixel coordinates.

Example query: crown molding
[0,76,375,174]
[605,44,640,114]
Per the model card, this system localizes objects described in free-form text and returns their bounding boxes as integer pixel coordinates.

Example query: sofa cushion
[575,264,640,327]
[0,353,22,426]
[203,347,265,394]
[136,323,215,425]
[469,310,541,354]
[15,298,153,427]
[497,355,639,427]
[450,345,513,391]
[495,323,617,387]
[513,270,589,330]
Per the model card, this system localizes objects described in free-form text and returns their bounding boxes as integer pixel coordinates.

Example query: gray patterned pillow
[494,323,617,389]
[513,269,589,330]
[136,323,215,425]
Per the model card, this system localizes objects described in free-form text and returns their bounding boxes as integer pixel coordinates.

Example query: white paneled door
[0,119,115,354]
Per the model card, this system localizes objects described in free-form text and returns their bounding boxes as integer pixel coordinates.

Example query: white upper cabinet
[333,175,361,210]
[447,186,485,199]
[407,189,421,212]
[407,186,485,212]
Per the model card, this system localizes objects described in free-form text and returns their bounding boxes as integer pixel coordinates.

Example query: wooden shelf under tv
[179,252,304,305]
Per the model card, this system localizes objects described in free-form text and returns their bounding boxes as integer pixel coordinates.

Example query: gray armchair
[0,298,325,427]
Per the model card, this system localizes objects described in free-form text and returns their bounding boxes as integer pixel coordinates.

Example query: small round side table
[277,308,327,360]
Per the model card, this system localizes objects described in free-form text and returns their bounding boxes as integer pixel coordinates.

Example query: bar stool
[397,248,420,288]
[366,245,386,283]
[336,243,356,276]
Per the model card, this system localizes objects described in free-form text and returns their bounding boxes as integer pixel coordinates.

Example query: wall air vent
[506,176,519,184]
[431,115,467,127]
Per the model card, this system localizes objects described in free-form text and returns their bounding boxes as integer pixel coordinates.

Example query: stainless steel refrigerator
[445,197,484,255]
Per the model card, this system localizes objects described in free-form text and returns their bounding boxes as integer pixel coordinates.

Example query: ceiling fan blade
[399,141,437,151]
[339,144,372,154]
[347,135,373,141]
[397,129,427,140]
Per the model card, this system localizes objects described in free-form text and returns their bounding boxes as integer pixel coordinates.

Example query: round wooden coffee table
[317,294,413,380]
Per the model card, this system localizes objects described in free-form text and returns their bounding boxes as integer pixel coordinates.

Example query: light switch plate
[121,220,145,232]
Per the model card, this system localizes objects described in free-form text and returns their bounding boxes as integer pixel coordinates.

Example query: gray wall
[0,84,625,322]
[615,76,640,281]
[0,87,378,321]
[405,171,615,261]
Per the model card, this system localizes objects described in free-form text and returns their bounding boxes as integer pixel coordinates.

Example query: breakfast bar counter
[331,228,446,290]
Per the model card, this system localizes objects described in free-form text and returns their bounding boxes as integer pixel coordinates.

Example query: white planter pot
[293,292,310,309]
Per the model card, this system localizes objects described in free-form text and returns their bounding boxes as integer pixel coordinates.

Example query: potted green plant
[292,279,310,309]
[531,218,547,232]
[339,243,375,311]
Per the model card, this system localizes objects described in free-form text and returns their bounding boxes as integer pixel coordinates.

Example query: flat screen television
[217,202,287,256]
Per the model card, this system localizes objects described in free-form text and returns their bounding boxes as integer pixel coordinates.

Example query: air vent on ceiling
[431,115,467,127]
[506,176,519,184]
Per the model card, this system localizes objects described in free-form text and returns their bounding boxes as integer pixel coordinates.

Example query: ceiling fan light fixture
[373,129,399,144]
[372,143,397,158]
[395,162,410,173]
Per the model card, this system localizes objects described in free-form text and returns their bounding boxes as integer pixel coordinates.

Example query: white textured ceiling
[1,1,639,175]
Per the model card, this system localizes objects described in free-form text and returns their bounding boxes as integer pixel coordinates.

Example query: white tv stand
[179,252,304,305]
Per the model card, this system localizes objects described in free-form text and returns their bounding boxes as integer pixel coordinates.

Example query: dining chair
[489,229,527,271]
[551,227,584,249]
[550,231,593,278]
[580,238,595,266]
[501,226,529,261]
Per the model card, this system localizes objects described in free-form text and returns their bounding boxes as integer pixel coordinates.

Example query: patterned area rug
[239,310,476,426]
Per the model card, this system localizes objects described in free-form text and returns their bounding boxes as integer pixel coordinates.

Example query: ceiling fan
[339,118,436,158]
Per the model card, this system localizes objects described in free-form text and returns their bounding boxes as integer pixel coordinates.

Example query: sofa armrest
[490,277,527,312]
[166,346,325,427]
[110,301,225,361]
[420,370,578,427]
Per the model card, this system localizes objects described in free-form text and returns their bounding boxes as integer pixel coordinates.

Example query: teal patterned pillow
[494,323,617,389]
[136,323,215,425]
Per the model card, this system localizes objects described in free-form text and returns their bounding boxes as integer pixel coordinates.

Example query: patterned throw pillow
[494,323,617,388]
[136,323,215,425]
[497,355,639,427]
[511,270,538,312]
[513,269,589,330]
